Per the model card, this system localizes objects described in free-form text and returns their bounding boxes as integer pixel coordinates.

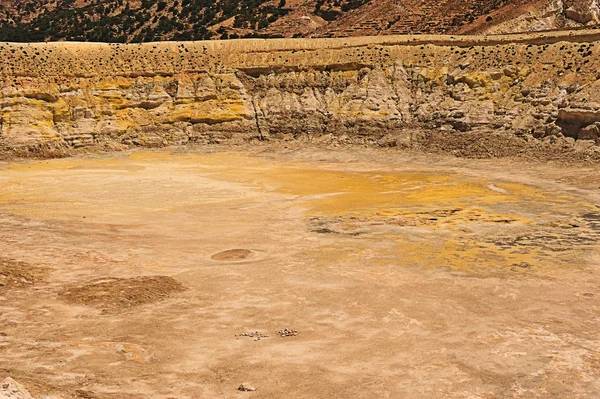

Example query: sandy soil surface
[1,145,599,398]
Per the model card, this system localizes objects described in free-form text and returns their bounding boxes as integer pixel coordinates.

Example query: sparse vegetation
[314,0,370,21]
[0,0,292,42]
[0,0,597,42]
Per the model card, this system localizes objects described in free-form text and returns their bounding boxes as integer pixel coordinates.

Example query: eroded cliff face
[1,31,600,157]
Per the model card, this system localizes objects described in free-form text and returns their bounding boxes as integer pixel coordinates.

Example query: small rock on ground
[238,383,256,392]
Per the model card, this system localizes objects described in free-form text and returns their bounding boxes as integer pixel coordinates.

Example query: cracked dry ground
[0,146,599,398]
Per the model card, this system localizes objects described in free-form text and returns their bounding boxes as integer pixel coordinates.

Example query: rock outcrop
[481,0,600,35]
[565,0,600,24]
[1,30,600,157]
[0,378,33,399]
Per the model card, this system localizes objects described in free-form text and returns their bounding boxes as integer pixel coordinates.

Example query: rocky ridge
[1,30,600,158]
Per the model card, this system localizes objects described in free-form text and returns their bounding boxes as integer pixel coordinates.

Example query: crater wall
[1,30,600,156]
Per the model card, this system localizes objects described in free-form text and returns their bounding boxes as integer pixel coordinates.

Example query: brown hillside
[0,0,598,42]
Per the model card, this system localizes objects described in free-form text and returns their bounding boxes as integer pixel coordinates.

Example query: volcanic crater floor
[0,146,599,398]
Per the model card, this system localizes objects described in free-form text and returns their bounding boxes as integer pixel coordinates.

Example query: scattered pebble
[277,328,299,337]
[237,331,269,341]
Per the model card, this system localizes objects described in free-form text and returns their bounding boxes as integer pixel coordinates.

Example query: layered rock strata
[1,30,600,156]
